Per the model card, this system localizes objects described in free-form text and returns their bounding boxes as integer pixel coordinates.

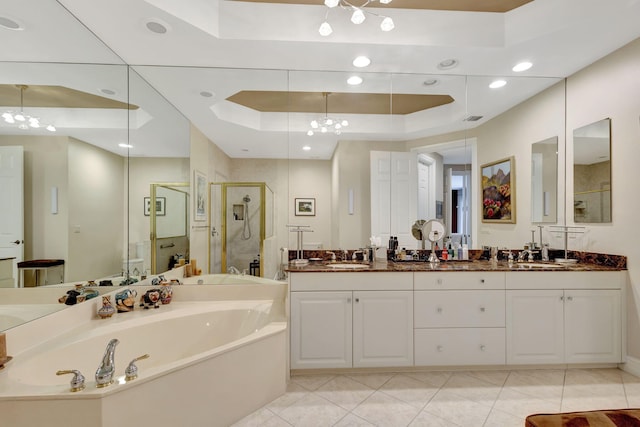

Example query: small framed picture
[295,198,316,216]
[144,197,166,216]
[194,170,207,221]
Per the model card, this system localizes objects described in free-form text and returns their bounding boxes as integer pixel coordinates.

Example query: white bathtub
[0,292,287,427]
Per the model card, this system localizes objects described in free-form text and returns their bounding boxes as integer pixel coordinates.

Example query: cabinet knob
[437,345,443,352]
[436,307,443,313]
[355,298,360,303]
[480,307,486,312]
[480,279,485,283]
[437,278,443,285]
[480,345,486,352]
[567,296,573,301]
[560,296,564,301]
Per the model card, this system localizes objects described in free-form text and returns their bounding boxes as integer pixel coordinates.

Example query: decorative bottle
[97,296,116,319]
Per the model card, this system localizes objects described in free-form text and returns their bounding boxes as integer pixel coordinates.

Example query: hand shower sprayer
[242,195,252,240]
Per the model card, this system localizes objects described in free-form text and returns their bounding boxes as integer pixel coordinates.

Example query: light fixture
[2,85,56,132]
[347,75,363,85]
[302,145,311,151]
[318,0,395,36]
[437,58,459,70]
[489,79,507,89]
[307,92,349,136]
[353,55,371,67]
[512,61,533,72]
[119,143,133,148]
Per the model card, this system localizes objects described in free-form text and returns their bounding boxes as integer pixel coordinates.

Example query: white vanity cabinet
[414,272,506,366]
[290,272,413,369]
[506,271,623,365]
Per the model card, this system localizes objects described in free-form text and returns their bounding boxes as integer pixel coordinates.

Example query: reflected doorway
[149,183,190,275]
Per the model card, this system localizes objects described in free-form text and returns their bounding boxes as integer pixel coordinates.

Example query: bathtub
[0,287,288,427]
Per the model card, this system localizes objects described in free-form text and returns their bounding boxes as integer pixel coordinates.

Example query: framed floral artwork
[481,156,515,223]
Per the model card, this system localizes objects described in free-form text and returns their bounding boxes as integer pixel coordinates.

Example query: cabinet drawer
[414,290,505,328]
[505,271,624,290]
[414,272,505,290]
[415,328,505,366]
[290,272,413,291]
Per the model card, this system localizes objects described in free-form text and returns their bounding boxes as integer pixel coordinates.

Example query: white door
[506,290,564,364]
[290,291,353,369]
[0,146,24,286]
[390,152,417,249]
[370,151,391,248]
[353,290,413,367]
[564,289,621,363]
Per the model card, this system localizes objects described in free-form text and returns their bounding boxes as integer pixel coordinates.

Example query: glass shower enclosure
[209,182,274,276]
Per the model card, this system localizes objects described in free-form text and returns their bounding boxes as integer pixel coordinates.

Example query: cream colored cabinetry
[290,272,413,369]
[506,271,623,365]
[414,272,506,366]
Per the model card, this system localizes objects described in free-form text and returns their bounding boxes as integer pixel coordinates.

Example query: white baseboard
[620,356,640,377]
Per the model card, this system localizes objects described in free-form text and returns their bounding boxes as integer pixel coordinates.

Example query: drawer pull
[480,307,486,312]
[436,307,443,313]
[437,345,443,352]
[566,296,573,301]
[437,278,443,285]
[480,279,485,283]
[480,345,486,352]
[355,298,360,303]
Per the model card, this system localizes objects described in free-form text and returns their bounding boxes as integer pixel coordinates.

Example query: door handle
[11,240,23,245]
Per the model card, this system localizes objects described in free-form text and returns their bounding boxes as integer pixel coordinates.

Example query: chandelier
[2,85,56,132]
[319,0,395,37]
[307,93,348,136]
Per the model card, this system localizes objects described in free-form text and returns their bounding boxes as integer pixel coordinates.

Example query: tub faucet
[95,338,119,388]
[227,266,240,275]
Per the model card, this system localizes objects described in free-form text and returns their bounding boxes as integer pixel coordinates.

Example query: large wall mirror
[573,118,611,223]
[531,137,558,223]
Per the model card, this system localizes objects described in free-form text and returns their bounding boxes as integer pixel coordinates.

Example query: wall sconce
[348,188,354,215]
[51,186,58,214]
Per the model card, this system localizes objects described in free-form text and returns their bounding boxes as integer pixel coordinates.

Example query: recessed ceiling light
[353,56,371,68]
[347,76,363,85]
[512,61,533,72]
[100,88,116,96]
[489,80,507,89]
[423,78,439,86]
[437,59,458,70]
[145,19,170,34]
[0,16,23,30]
[119,143,133,148]
[303,145,311,151]
[199,91,214,98]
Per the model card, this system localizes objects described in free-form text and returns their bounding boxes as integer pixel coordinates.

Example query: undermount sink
[514,262,564,269]
[326,263,370,269]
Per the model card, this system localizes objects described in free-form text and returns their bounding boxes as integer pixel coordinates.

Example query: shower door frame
[209,182,268,276]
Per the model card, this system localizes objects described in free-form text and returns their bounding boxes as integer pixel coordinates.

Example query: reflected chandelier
[319,0,395,37]
[2,85,56,132]
[307,93,348,136]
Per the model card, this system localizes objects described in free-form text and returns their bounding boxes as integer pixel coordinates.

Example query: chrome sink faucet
[95,338,119,387]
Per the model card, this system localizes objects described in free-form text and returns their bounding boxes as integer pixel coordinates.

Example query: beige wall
[67,138,124,280]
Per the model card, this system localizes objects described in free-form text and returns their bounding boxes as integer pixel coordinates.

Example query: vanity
[288,258,626,371]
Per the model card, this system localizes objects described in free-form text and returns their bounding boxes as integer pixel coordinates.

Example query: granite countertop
[285,259,625,273]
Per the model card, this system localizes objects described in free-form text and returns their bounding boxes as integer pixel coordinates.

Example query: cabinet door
[353,291,413,367]
[506,290,564,364]
[564,289,621,363]
[290,291,352,369]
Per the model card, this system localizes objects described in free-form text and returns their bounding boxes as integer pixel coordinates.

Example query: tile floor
[232,368,640,426]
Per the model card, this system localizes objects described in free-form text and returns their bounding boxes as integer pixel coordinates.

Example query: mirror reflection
[573,118,611,223]
[531,137,558,223]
